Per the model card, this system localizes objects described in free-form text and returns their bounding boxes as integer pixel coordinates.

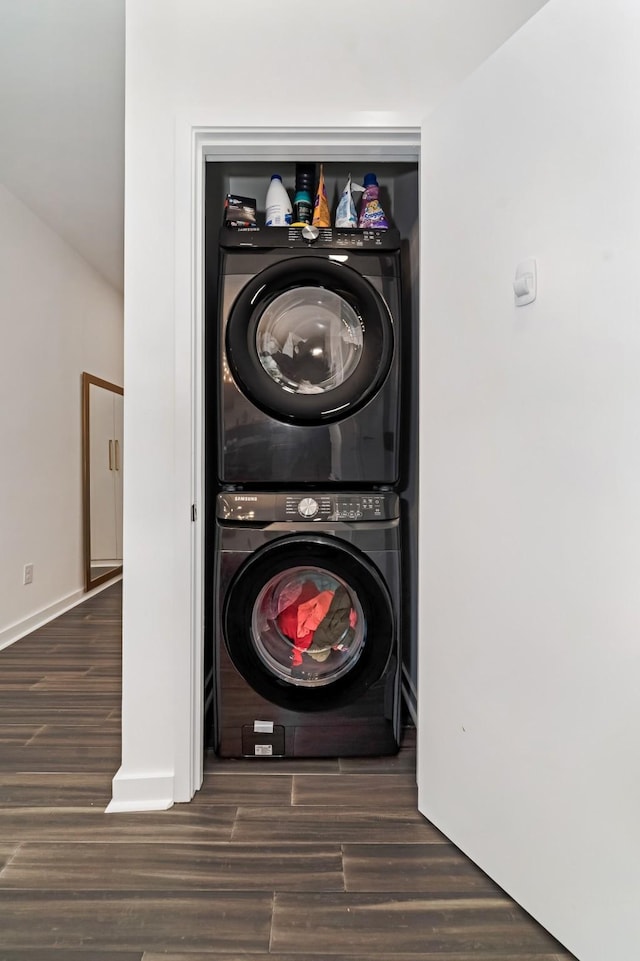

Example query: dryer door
[225,257,394,425]
[222,535,395,711]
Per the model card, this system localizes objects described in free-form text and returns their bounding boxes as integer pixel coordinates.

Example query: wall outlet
[23,563,33,585]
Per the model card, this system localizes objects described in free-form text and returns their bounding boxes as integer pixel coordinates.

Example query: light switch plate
[514,258,537,306]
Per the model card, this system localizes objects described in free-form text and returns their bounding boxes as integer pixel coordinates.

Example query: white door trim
[173,122,421,801]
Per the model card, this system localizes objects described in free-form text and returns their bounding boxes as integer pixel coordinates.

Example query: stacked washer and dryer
[212,223,405,758]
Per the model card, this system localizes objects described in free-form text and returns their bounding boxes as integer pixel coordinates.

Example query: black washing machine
[214,490,402,758]
[215,226,402,486]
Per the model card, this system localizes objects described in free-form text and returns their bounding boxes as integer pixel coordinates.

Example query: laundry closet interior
[203,151,421,760]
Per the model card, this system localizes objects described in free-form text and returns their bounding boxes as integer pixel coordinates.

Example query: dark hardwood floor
[0,582,576,960]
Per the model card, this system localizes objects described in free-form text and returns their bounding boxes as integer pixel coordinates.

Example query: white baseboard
[0,575,122,653]
[106,766,175,813]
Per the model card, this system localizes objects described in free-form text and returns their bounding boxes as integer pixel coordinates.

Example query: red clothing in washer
[276,580,322,667]
[297,590,334,637]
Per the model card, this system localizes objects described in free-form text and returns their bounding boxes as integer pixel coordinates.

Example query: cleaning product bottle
[265,174,292,227]
[312,163,331,228]
[357,172,389,229]
[335,173,363,228]
[295,162,315,193]
[290,165,311,225]
[291,162,315,225]
[292,188,313,226]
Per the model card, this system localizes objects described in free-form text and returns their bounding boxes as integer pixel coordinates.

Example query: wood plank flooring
[0,582,576,960]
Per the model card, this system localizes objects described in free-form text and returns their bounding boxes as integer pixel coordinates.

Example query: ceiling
[0,0,549,295]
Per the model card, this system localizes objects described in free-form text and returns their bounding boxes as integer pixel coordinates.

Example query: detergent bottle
[357,173,389,229]
[265,174,292,227]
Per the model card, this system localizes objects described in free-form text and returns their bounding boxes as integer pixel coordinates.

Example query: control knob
[301,224,320,243]
[298,496,319,518]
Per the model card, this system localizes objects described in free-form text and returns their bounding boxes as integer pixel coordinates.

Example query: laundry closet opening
[202,149,420,760]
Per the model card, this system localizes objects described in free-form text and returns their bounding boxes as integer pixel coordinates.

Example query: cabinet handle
[115,439,120,471]
[109,439,114,471]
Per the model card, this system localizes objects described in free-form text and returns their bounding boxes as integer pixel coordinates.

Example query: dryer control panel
[219,225,401,251]
[217,491,399,522]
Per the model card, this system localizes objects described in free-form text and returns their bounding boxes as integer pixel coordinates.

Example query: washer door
[225,257,394,425]
[223,535,395,711]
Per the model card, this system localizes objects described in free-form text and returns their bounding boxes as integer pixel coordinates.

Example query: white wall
[418,2,640,960]
[122,0,640,955]
[120,0,548,808]
[0,184,123,649]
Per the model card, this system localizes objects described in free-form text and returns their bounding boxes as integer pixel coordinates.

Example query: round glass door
[225,257,394,424]
[251,565,366,685]
[256,287,364,396]
[223,535,395,711]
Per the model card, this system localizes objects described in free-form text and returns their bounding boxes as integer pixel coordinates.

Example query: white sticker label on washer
[254,720,274,733]
[255,744,273,756]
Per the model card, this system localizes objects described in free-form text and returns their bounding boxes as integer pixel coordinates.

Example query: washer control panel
[217,491,399,522]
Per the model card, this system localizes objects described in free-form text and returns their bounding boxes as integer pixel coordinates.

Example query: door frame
[173,122,421,800]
